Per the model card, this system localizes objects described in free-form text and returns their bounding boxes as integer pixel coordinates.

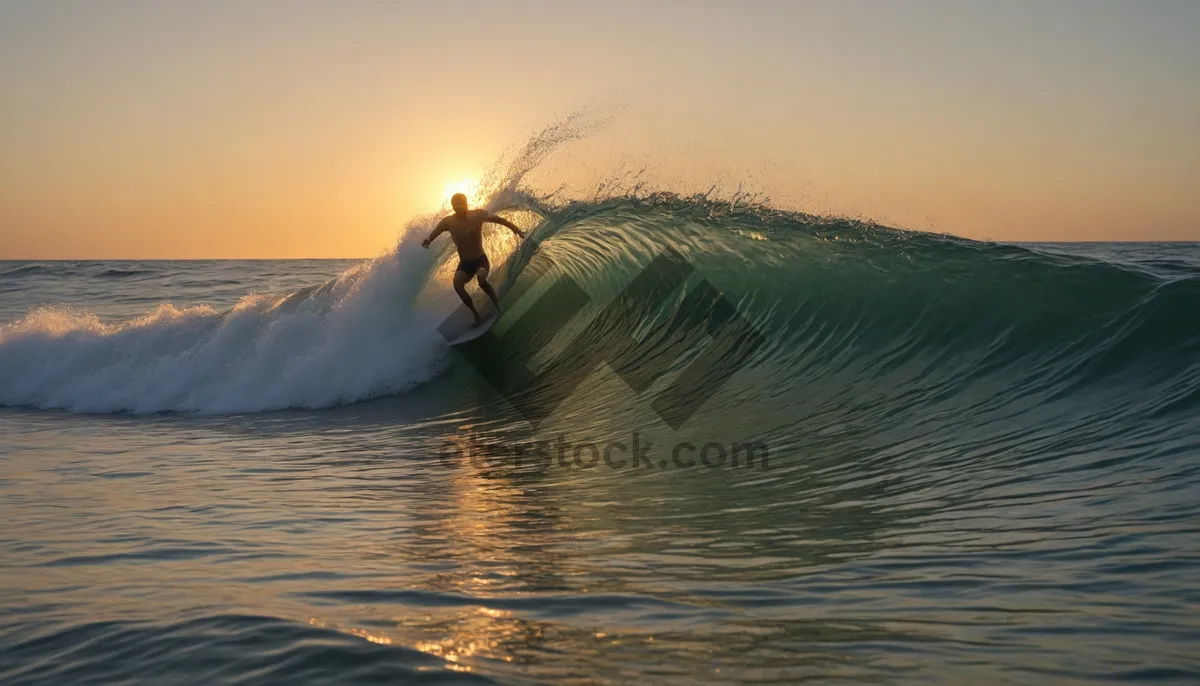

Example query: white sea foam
[0,229,465,413]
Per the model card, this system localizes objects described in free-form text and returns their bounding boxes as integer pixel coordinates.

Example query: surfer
[422,193,525,327]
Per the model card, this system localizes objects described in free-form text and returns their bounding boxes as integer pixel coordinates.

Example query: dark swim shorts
[456,254,491,279]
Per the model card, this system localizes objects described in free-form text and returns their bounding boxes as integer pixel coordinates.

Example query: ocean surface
[2,196,1200,683]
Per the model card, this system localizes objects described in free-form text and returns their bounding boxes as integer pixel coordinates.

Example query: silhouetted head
[451,193,468,216]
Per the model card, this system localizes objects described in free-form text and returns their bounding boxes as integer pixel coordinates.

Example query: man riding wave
[422,193,525,327]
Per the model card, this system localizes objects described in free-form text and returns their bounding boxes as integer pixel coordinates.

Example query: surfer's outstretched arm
[421,219,447,248]
[484,214,525,238]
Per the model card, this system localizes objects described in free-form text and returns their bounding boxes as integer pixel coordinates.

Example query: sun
[443,177,481,208]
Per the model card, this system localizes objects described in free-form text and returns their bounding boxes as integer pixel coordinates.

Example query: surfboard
[447,310,499,345]
[437,295,501,345]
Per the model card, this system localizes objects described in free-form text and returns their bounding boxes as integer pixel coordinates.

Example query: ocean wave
[2,195,1199,420]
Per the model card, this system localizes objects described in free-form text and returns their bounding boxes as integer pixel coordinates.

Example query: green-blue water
[2,195,1200,683]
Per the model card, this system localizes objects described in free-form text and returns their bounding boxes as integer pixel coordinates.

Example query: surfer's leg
[476,266,500,311]
[453,269,482,326]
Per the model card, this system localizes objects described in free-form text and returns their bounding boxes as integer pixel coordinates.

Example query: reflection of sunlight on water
[449,447,525,568]
[296,428,594,676]
[315,605,523,671]
[413,606,521,670]
[347,627,393,645]
[389,455,540,670]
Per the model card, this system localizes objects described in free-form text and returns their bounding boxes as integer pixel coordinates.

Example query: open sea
[2,191,1200,683]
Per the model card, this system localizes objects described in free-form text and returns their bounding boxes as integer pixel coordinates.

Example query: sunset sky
[1,0,1197,258]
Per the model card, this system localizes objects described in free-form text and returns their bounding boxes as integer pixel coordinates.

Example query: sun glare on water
[443,177,481,207]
